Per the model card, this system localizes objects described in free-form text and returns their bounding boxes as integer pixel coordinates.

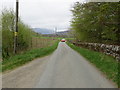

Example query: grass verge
[67,42,119,87]
[2,41,59,72]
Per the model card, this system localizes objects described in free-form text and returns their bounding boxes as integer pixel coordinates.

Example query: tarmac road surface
[2,42,116,88]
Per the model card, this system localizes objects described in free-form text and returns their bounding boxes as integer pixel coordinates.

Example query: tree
[70,2,120,44]
[2,9,33,59]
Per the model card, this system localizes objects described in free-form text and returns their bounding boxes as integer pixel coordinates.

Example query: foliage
[67,42,119,87]
[2,9,33,59]
[17,22,32,50]
[71,2,120,44]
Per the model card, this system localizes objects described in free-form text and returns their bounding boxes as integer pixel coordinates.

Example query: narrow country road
[2,42,116,88]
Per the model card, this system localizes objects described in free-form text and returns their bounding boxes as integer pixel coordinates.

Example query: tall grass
[2,41,59,72]
[31,37,57,49]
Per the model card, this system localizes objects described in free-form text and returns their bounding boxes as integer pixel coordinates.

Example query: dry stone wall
[72,42,120,61]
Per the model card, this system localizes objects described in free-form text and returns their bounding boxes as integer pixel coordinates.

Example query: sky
[1,0,86,31]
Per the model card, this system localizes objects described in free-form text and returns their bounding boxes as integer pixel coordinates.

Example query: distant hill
[42,30,72,38]
[56,31,70,36]
[32,28,54,34]
[32,28,73,38]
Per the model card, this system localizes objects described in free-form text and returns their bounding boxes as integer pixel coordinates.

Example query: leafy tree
[71,2,120,44]
[2,9,15,57]
[2,9,33,58]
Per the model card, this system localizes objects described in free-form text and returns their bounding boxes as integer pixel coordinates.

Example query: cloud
[2,0,86,30]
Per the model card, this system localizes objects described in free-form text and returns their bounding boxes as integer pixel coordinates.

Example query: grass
[2,41,59,72]
[67,42,119,87]
[41,37,61,39]
[31,37,57,49]
[41,36,74,40]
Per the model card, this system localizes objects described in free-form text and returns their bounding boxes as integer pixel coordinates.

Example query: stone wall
[72,42,120,61]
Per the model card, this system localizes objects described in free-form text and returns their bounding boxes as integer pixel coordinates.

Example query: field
[31,37,57,49]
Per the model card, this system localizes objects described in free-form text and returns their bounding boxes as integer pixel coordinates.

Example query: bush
[2,9,33,59]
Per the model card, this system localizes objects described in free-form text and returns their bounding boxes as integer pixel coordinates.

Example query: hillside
[32,28,54,34]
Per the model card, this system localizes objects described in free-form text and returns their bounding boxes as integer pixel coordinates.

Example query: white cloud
[1,0,86,30]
